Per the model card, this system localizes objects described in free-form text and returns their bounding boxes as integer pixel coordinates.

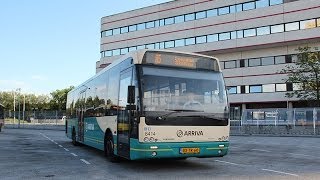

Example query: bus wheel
[104,134,118,162]
[72,128,78,146]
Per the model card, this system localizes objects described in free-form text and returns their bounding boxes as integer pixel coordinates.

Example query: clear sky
[0,0,172,95]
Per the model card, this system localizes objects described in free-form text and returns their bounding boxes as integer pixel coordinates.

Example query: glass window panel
[207,34,218,42]
[293,83,303,91]
[300,19,316,29]
[275,56,285,64]
[207,9,218,17]
[137,23,145,30]
[249,58,261,67]
[159,42,165,49]
[250,85,262,93]
[231,31,237,39]
[236,4,243,12]
[263,84,275,92]
[285,22,299,31]
[105,50,112,57]
[256,0,269,8]
[120,27,128,34]
[292,55,298,63]
[137,45,145,50]
[228,87,237,94]
[219,32,231,41]
[270,0,283,6]
[174,15,184,23]
[129,25,137,32]
[276,84,286,92]
[218,6,230,15]
[104,30,113,36]
[120,48,128,55]
[185,37,195,45]
[317,18,320,27]
[196,11,206,19]
[112,49,120,56]
[244,28,256,37]
[261,56,274,65]
[237,30,244,38]
[154,43,160,49]
[146,44,155,49]
[271,24,284,33]
[224,61,236,69]
[146,21,155,29]
[128,47,137,52]
[185,13,195,21]
[159,19,165,26]
[175,39,185,47]
[257,26,270,35]
[164,41,174,48]
[230,5,236,13]
[196,36,206,44]
[154,20,160,27]
[165,17,174,25]
[113,28,120,35]
[243,2,255,11]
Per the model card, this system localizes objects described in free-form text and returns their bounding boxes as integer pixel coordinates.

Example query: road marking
[58,145,63,148]
[54,142,58,145]
[64,148,69,152]
[252,149,271,152]
[71,153,78,157]
[214,160,243,166]
[288,153,318,158]
[80,159,91,165]
[262,168,298,177]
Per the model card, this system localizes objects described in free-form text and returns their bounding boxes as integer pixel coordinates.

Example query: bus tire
[72,128,78,146]
[104,133,119,162]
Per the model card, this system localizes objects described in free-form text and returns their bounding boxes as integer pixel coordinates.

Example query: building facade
[97,0,320,119]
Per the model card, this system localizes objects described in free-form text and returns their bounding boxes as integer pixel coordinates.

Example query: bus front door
[117,68,132,159]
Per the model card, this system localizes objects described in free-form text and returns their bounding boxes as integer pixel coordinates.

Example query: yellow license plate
[180,148,200,154]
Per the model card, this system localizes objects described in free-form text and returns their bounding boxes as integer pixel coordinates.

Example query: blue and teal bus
[66,49,229,161]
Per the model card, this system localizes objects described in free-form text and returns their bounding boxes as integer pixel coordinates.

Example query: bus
[66,49,229,161]
[0,104,4,132]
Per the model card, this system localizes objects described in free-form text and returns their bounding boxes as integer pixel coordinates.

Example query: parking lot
[0,129,320,179]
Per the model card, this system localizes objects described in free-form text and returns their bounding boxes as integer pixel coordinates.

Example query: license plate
[180,148,200,154]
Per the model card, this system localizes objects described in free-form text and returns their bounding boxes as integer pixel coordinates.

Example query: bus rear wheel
[104,134,118,162]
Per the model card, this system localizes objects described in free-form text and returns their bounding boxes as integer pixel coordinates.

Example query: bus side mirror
[127,85,135,104]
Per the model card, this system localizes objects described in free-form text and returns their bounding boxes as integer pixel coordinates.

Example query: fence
[231,108,320,136]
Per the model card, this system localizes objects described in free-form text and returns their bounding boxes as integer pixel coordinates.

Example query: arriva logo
[176,130,204,137]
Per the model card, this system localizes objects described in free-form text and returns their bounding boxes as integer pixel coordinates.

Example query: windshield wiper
[185,115,227,121]
[156,109,204,120]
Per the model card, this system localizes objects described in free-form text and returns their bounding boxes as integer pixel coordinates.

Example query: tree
[281,46,320,107]
[49,86,74,110]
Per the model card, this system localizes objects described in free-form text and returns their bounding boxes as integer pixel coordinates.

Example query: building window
[230,5,236,13]
[271,24,284,33]
[317,18,320,27]
[256,0,269,8]
[249,58,261,67]
[105,50,112,57]
[276,84,287,92]
[185,13,195,21]
[196,11,206,20]
[237,30,244,38]
[154,43,160,49]
[275,56,286,64]
[285,55,292,63]
[285,22,299,31]
[219,32,231,41]
[137,45,145,50]
[154,20,160,27]
[236,4,243,12]
[244,28,256,37]
[286,83,293,91]
[112,49,120,56]
[196,36,207,44]
[293,83,303,91]
[120,48,128,55]
[262,84,275,93]
[137,23,145,30]
[128,47,137,52]
[174,15,184,24]
[113,28,120,35]
[224,61,236,69]
[164,17,174,25]
[175,39,185,47]
[228,86,237,94]
[185,37,195,46]
[104,30,113,37]
[243,2,255,11]
[207,9,218,17]
[218,6,230,15]
[129,25,137,32]
[300,19,316,29]
[159,19,165,26]
[261,56,275,65]
[146,21,155,29]
[207,34,218,42]
[231,31,237,39]
[270,0,283,6]
[240,86,246,94]
[250,85,262,93]
[257,26,270,35]
[292,55,298,63]
[146,44,155,49]
[240,59,247,67]
[164,41,174,48]
[120,27,128,34]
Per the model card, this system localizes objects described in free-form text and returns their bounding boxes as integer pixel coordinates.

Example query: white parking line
[214,160,243,166]
[71,153,78,157]
[64,148,69,152]
[58,145,63,148]
[252,149,271,152]
[262,168,298,177]
[80,159,91,165]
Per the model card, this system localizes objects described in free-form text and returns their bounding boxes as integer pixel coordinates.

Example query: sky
[0,0,172,95]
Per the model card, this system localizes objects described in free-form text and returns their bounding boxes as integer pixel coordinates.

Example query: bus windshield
[141,66,228,126]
